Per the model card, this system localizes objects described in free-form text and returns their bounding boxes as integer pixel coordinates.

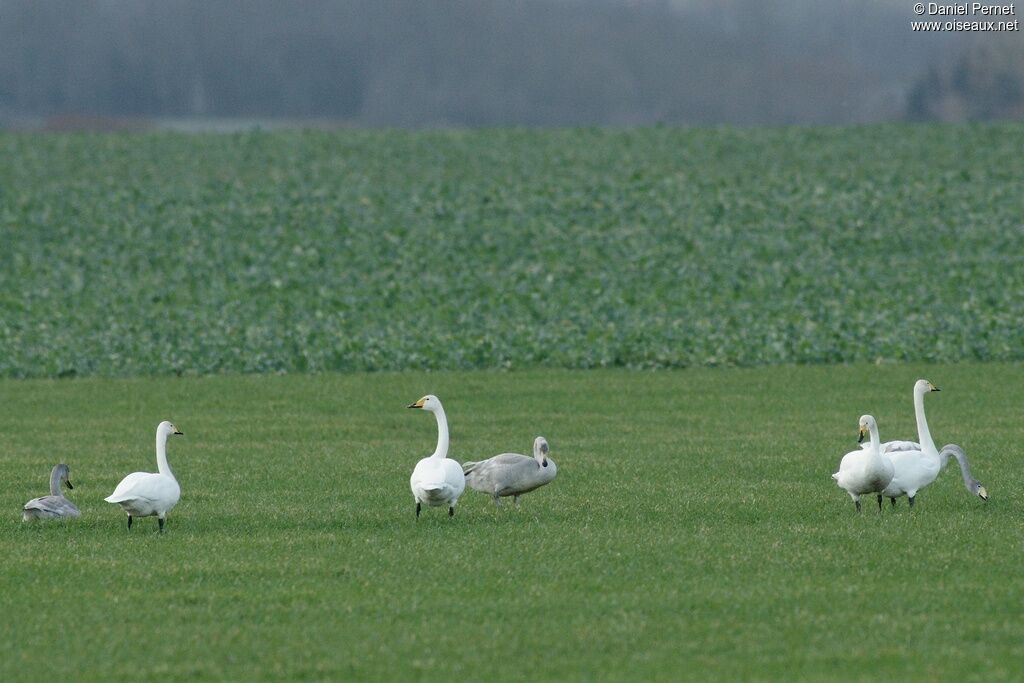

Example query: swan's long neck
[431,406,449,459]
[866,424,882,464]
[947,448,978,492]
[48,467,63,497]
[914,386,938,457]
[156,431,175,478]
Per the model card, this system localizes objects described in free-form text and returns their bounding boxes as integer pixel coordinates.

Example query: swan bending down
[105,421,182,532]
[22,464,81,521]
[463,437,557,507]
[833,415,894,512]
[940,444,988,501]
[407,395,465,519]
[879,380,943,508]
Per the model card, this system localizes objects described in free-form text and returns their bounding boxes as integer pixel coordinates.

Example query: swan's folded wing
[24,495,81,518]
[882,440,921,453]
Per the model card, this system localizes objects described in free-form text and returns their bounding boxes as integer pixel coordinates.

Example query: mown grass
[1,364,1021,681]
[1,125,1023,378]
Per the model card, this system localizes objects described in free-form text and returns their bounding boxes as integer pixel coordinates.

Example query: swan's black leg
[448,505,455,517]
[877,494,883,511]
[908,496,916,508]
[416,502,421,519]
[127,515,133,530]
[855,500,862,513]
[890,497,897,508]
[158,517,165,533]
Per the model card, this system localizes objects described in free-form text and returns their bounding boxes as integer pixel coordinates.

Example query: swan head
[857,415,876,443]
[407,394,442,412]
[54,463,73,490]
[158,421,184,438]
[976,484,989,501]
[915,379,940,394]
[534,437,550,467]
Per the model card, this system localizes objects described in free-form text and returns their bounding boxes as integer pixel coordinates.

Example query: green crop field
[1,125,1023,378]
[1,365,1021,681]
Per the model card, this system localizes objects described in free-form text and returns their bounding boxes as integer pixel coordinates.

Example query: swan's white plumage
[105,421,182,530]
[833,415,894,510]
[407,395,465,515]
[880,380,942,504]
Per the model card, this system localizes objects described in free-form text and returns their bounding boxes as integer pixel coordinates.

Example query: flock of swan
[19,380,986,529]
[21,394,558,530]
[834,379,988,512]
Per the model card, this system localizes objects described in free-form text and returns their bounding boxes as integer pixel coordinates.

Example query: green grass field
[2,125,1024,377]
[2,364,1021,681]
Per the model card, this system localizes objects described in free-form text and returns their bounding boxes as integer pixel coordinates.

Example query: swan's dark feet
[908,496,916,508]
[158,517,165,534]
[448,506,455,518]
[890,497,897,508]
[877,494,883,511]
[855,500,862,513]
[416,502,421,519]
[127,515,133,531]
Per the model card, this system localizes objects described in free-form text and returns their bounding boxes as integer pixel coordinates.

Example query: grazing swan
[105,421,183,532]
[940,444,989,502]
[833,415,894,512]
[462,436,557,507]
[22,464,81,521]
[407,395,465,519]
[880,380,943,508]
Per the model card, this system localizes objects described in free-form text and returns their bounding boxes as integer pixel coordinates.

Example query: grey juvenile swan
[462,436,557,507]
[23,463,81,521]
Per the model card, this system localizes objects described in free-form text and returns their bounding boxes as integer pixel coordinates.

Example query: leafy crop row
[1,125,1022,378]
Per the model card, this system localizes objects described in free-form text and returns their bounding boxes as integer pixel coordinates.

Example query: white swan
[462,436,557,507]
[105,421,182,532]
[880,380,943,508]
[22,463,81,521]
[407,395,465,518]
[833,415,895,512]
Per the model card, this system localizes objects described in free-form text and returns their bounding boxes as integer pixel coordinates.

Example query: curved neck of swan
[48,467,63,497]
[945,448,977,491]
[914,386,938,457]
[430,406,449,459]
[156,430,175,478]
[866,424,881,460]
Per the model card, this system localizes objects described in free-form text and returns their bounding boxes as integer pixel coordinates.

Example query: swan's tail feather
[831,472,840,481]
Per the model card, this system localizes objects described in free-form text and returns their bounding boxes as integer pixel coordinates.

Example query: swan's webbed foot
[127,515,133,531]
[448,505,455,518]
[908,496,916,508]
[890,497,897,508]
[854,500,862,513]
[416,502,421,519]
[877,494,883,511]
[158,517,165,533]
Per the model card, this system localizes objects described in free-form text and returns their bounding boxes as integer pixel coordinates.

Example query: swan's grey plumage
[940,444,988,501]
[462,436,557,507]
[22,463,81,521]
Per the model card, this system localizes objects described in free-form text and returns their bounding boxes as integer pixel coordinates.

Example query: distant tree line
[0,0,1016,127]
